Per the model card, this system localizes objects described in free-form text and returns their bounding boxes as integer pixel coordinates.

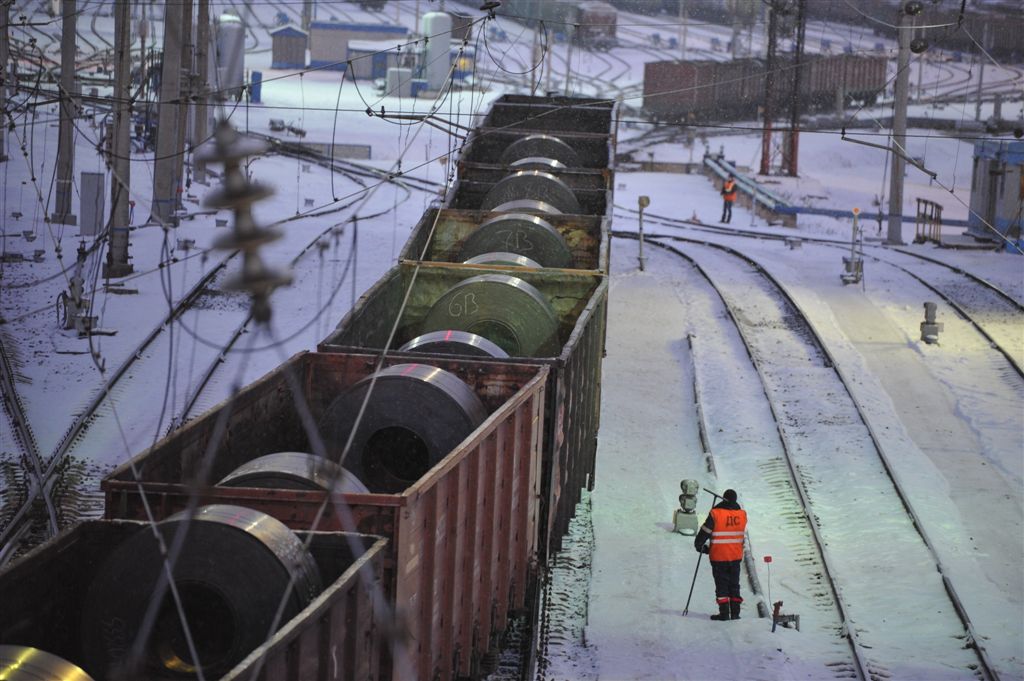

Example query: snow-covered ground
[1,2,1021,679]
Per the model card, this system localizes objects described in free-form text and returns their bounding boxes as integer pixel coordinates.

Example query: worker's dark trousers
[711,559,742,604]
[721,201,733,223]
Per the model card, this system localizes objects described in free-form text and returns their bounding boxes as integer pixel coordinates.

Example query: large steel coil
[491,199,563,215]
[217,452,370,493]
[0,646,94,681]
[509,157,567,173]
[463,252,542,269]
[499,134,580,168]
[81,506,322,679]
[480,171,581,215]
[399,330,509,358]
[459,213,573,268]
[320,364,487,493]
[420,274,560,357]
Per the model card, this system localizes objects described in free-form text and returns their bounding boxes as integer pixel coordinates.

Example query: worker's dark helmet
[723,489,738,502]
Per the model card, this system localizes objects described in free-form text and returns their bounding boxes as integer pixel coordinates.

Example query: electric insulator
[199,120,291,323]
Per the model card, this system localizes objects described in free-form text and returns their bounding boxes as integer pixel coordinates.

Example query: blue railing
[703,155,971,227]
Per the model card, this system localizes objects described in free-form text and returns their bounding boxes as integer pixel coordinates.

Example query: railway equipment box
[967,140,1023,247]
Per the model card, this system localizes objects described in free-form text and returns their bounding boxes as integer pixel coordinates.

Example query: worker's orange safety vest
[708,507,747,562]
[722,180,737,202]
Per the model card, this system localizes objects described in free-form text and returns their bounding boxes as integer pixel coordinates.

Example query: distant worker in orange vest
[720,175,737,223]
[694,488,747,620]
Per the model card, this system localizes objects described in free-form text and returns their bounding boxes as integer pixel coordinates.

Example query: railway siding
[658,237,997,680]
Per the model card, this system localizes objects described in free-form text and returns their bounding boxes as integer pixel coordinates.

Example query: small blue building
[270,25,308,70]
[967,140,1023,250]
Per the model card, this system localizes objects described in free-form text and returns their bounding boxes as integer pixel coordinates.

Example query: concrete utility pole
[175,0,193,202]
[151,0,185,225]
[545,38,553,94]
[530,27,539,95]
[0,0,10,163]
[974,23,989,121]
[302,0,312,32]
[105,0,133,276]
[54,0,78,225]
[678,0,687,59]
[887,1,920,245]
[564,26,575,96]
[759,0,778,176]
[784,0,806,177]
[194,0,211,184]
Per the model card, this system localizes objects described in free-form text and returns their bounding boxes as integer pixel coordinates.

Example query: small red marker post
[763,555,773,615]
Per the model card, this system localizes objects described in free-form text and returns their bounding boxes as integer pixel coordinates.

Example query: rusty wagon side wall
[101,351,548,680]
[0,520,386,681]
[317,264,608,558]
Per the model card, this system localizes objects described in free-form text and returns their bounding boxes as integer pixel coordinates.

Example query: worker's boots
[730,601,741,620]
[710,603,731,621]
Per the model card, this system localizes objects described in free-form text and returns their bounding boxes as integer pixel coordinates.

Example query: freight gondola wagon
[399,206,609,274]
[101,351,549,680]
[477,94,618,139]
[0,518,387,680]
[317,263,608,558]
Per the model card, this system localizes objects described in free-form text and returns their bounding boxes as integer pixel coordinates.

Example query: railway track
[0,131,440,563]
[627,232,1000,680]
[614,205,1024,375]
[0,331,58,563]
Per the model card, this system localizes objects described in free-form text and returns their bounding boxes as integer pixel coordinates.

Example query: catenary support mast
[54,0,78,225]
[105,0,133,277]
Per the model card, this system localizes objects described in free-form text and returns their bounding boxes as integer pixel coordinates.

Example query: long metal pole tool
[683,489,722,615]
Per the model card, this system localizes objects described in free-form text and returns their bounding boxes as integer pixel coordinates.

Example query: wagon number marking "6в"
[498,229,534,252]
[448,292,480,317]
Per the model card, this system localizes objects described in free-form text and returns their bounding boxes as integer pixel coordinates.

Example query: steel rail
[0,333,59,539]
[633,231,1001,681]
[615,206,1023,379]
[827,245,1024,380]
[620,232,871,681]
[0,252,237,561]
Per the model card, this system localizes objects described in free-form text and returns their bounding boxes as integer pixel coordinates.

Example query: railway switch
[673,478,700,535]
[920,302,943,344]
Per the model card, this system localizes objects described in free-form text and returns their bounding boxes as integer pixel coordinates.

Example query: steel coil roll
[420,274,560,357]
[499,134,580,168]
[459,213,573,268]
[463,252,543,269]
[509,156,568,173]
[81,505,322,679]
[490,198,563,215]
[217,451,370,493]
[399,330,510,358]
[480,171,581,215]
[0,646,94,681]
[320,364,487,493]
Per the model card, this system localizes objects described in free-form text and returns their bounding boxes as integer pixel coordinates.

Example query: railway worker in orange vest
[720,175,737,223]
[694,488,747,620]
